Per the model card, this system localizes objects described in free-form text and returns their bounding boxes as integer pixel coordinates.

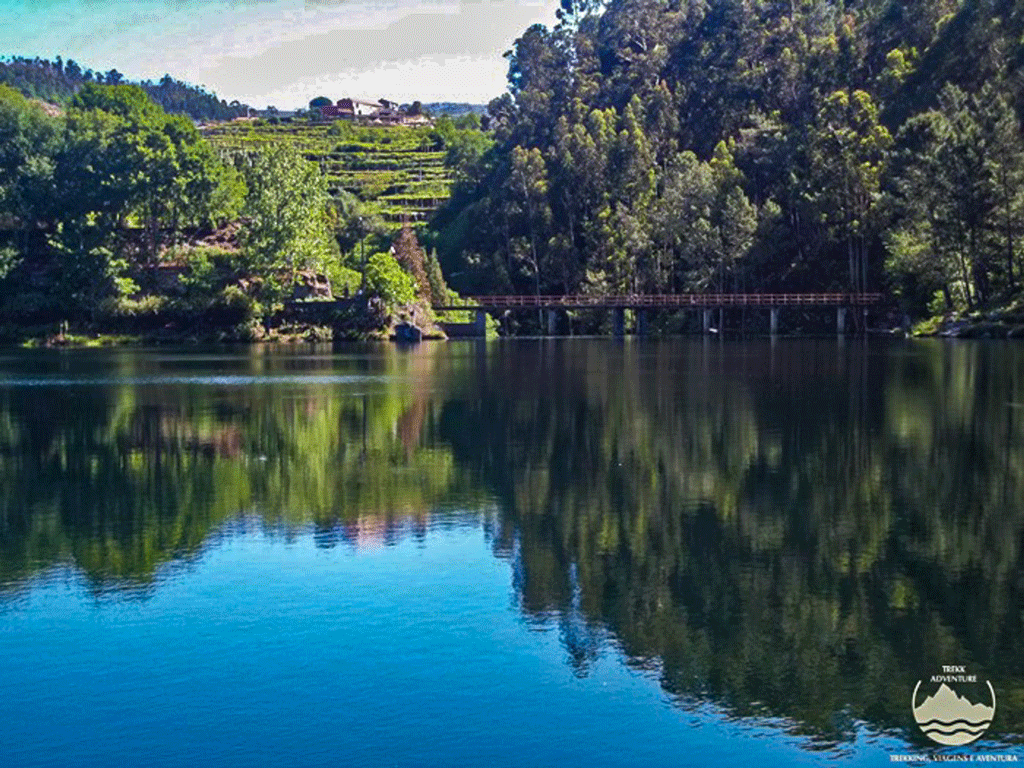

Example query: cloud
[0,0,558,106]
[249,53,510,105]
[201,1,551,91]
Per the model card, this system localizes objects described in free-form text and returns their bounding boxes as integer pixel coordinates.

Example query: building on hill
[372,103,404,124]
[317,97,433,125]
[319,98,382,118]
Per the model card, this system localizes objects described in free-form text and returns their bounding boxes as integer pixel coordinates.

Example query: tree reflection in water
[0,339,1021,748]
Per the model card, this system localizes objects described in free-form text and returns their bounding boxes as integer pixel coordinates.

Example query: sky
[1,0,560,108]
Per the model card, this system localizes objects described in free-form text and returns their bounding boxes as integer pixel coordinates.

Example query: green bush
[96,294,170,331]
[327,121,354,139]
[100,294,169,318]
[325,263,363,297]
[220,284,259,318]
[364,252,416,308]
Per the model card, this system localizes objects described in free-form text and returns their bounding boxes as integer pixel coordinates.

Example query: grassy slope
[202,121,454,230]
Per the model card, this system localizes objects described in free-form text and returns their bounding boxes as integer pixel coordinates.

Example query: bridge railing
[432,293,884,310]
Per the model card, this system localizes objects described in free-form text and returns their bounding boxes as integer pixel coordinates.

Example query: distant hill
[0,56,251,121]
[420,102,487,117]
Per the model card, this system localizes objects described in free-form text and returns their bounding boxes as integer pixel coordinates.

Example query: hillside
[0,81,477,341]
[430,0,1024,320]
[202,118,477,229]
[0,56,250,121]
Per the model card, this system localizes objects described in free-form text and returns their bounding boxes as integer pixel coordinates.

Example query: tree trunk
[1004,171,1016,288]
[848,236,856,293]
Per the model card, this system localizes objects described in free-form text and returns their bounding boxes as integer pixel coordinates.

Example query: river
[1,338,1022,766]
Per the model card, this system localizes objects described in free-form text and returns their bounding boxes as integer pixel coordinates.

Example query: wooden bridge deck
[431,293,885,311]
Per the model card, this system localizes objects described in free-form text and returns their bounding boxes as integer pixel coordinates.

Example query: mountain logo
[912,676,996,746]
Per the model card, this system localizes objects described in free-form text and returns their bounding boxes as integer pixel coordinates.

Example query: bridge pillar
[474,309,487,337]
[546,308,557,336]
[703,309,713,334]
[637,309,649,336]
[719,308,724,334]
[837,307,846,336]
[613,308,626,338]
[770,307,779,336]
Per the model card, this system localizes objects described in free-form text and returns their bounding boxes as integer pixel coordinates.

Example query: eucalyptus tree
[808,90,891,294]
[886,83,1024,310]
[233,143,336,304]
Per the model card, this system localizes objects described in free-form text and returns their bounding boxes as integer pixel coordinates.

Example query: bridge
[431,293,883,310]
[285,293,887,337]
[432,293,886,337]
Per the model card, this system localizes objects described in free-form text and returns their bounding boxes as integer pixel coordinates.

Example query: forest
[5,0,1024,337]
[0,56,252,121]
[429,0,1024,320]
[0,81,478,340]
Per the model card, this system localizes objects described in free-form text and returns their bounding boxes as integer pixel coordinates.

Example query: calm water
[1,339,1022,766]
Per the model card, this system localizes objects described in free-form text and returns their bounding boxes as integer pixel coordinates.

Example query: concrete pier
[770,307,779,336]
[637,310,649,336]
[703,309,713,334]
[837,307,846,336]
[475,309,487,337]
[613,308,626,338]
[546,308,557,336]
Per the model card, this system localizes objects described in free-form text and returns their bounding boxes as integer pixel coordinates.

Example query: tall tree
[809,90,891,293]
[233,144,335,302]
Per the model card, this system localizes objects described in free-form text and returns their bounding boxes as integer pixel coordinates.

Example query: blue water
[1,340,1022,765]
[0,521,899,767]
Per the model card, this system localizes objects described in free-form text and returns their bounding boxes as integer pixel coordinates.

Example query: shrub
[101,294,169,317]
[364,252,416,308]
[325,263,362,297]
[200,284,262,326]
[178,245,237,296]
[96,294,170,331]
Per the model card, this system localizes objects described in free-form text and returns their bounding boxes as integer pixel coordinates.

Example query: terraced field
[202,121,454,227]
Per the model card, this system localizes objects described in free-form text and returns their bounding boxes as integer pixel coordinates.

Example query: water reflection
[0,339,1022,751]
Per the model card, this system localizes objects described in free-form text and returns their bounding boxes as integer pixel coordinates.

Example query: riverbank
[912,296,1024,338]
[5,299,455,348]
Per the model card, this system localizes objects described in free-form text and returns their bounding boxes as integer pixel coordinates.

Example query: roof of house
[340,98,384,107]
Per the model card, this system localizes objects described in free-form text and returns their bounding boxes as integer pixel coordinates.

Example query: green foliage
[887,83,1024,312]
[430,0,1024,314]
[0,84,61,228]
[57,83,246,246]
[215,284,259,324]
[364,251,417,308]
[233,143,335,304]
[98,294,169,325]
[44,224,130,318]
[203,119,479,234]
[71,83,162,119]
[425,249,452,305]
[326,263,363,297]
[0,56,251,119]
[176,245,238,296]
[327,120,355,138]
[0,245,20,281]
